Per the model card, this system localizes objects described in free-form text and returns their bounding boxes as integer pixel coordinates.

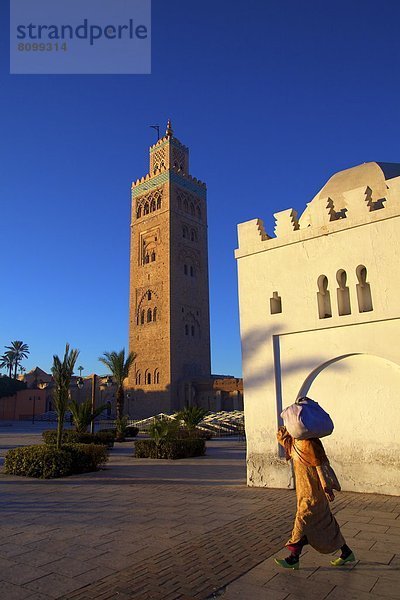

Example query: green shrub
[134,438,206,460]
[125,425,139,438]
[98,428,116,435]
[99,425,139,438]
[174,427,212,440]
[148,418,179,445]
[64,443,109,474]
[4,445,72,478]
[4,443,108,479]
[94,432,115,447]
[42,430,114,447]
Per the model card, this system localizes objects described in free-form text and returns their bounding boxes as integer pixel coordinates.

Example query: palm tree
[5,341,30,379]
[149,417,179,458]
[98,349,136,421]
[0,351,15,379]
[52,344,79,449]
[176,406,208,437]
[69,398,107,434]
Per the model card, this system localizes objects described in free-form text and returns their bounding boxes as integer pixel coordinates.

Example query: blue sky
[1,0,400,377]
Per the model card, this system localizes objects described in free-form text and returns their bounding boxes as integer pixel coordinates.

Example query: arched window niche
[356,265,373,312]
[317,275,332,319]
[336,269,351,316]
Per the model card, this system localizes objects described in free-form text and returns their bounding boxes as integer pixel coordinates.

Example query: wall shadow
[240,324,348,396]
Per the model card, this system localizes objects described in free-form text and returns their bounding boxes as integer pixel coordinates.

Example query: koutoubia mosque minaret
[128,121,211,413]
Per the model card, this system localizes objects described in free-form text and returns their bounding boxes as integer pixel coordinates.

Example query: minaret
[128,121,211,414]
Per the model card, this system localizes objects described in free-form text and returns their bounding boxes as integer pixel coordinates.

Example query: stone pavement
[0,425,399,600]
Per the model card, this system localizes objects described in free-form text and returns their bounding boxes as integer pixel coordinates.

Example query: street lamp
[99,375,113,414]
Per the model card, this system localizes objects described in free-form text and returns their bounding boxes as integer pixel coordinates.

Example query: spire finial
[166,119,173,138]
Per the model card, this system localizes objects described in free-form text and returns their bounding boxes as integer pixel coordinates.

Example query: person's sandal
[274,558,299,570]
[330,552,356,566]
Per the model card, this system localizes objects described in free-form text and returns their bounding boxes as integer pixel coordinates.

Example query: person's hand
[276,426,287,442]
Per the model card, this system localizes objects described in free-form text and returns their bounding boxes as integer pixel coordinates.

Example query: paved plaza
[0,424,399,600]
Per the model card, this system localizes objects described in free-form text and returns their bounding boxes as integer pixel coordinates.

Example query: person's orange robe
[277,427,345,554]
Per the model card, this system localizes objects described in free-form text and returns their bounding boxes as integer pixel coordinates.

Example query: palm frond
[69,398,106,433]
[52,343,79,448]
[98,349,136,385]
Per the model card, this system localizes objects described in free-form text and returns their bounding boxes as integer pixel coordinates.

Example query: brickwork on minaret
[128,121,211,414]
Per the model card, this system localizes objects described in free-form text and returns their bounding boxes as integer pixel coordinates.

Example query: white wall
[236,180,400,495]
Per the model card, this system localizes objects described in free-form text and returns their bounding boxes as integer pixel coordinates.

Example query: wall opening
[317,275,332,319]
[356,265,373,312]
[336,269,351,315]
[270,291,282,314]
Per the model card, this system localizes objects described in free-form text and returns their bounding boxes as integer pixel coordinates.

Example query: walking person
[274,425,355,570]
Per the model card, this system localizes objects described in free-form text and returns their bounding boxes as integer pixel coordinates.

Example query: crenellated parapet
[236,162,400,258]
[273,209,300,237]
[236,219,270,254]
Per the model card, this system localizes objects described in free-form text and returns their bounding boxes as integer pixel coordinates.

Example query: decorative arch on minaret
[136,288,160,325]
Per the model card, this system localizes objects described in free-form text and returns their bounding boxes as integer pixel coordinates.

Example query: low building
[0,388,47,421]
[4,366,243,421]
[236,162,400,496]
[1,367,117,420]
